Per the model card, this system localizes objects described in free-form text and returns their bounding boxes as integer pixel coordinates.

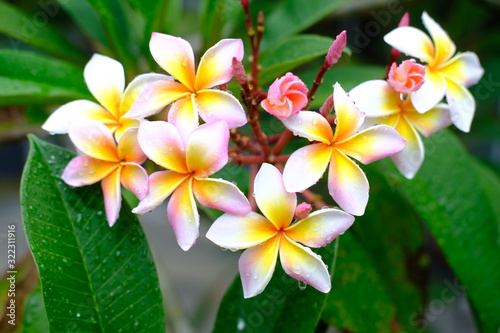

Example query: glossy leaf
[22,283,50,333]
[20,135,166,333]
[213,238,339,333]
[259,34,333,86]
[0,50,91,105]
[0,1,84,64]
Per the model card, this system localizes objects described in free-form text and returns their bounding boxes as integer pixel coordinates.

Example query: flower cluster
[43,11,482,298]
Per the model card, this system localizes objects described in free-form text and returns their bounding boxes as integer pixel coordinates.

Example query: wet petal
[168,96,199,144]
[121,163,149,200]
[132,171,189,214]
[193,178,251,215]
[391,117,424,179]
[335,125,406,165]
[117,127,146,164]
[283,143,332,193]
[238,236,279,298]
[285,209,354,248]
[405,103,451,138]
[167,179,199,251]
[68,120,119,162]
[332,83,365,142]
[137,120,188,173]
[383,26,434,64]
[328,149,369,216]
[255,163,297,229]
[113,117,140,142]
[440,52,484,87]
[279,235,331,293]
[101,168,122,227]
[125,79,191,119]
[195,90,248,129]
[349,80,401,117]
[42,100,112,135]
[282,111,333,144]
[186,121,229,177]
[195,39,244,90]
[445,78,476,133]
[422,11,455,66]
[61,155,118,186]
[150,33,196,90]
[84,54,124,118]
[410,70,446,113]
[206,212,278,250]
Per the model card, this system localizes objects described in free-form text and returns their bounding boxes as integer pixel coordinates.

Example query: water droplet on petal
[298,281,307,290]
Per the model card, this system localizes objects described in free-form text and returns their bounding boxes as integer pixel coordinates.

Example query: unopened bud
[319,93,334,117]
[232,57,248,86]
[325,30,347,69]
[295,202,313,220]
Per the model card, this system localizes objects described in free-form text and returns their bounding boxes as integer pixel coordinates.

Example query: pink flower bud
[387,59,425,94]
[261,72,308,120]
[325,30,347,69]
[294,202,313,220]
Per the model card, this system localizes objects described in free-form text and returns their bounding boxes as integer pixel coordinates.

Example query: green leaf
[259,34,333,86]
[199,0,226,51]
[380,130,500,333]
[213,238,339,333]
[262,0,350,50]
[20,136,166,332]
[473,160,500,223]
[22,283,50,333]
[0,50,91,105]
[0,1,84,64]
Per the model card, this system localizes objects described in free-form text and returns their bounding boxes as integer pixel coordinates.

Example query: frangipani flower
[206,163,354,298]
[126,33,247,140]
[350,80,451,179]
[43,54,171,140]
[384,12,484,132]
[132,120,251,251]
[62,120,148,226]
[387,59,425,94]
[282,83,406,216]
[261,72,308,120]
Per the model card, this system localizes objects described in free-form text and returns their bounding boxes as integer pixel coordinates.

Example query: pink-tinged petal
[167,179,199,251]
[137,120,188,173]
[421,12,455,66]
[195,39,244,90]
[349,80,401,117]
[132,171,189,214]
[439,52,484,87]
[195,90,248,129]
[332,83,365,142]
[68,120,120,162]
[335,125,406,165]
[328,149,369,216]
[125,79,191,119]
[283,143,332,193]
[42,100,112,135]
[383,26,434,64]
[239,236,279,298]
[101,168,122,227]
[206,212,278,250]
[410,70,446,113]
[279,235,331,293]
[120,73,173,117]
[186,121,229,177]
[121,163,149,200]
[149,33,196,91]
[168,96,199,144]
[117,127,146,163]
[405,103,451,138]
[113,117,140,142]
[192,178,251,215]
[254,163,296,229]
[84,54,124,118]
[445,78,476,133]
[282,111,334,144]
[61,155,118,186]
[391,117,424,179]
[285,209,354,248]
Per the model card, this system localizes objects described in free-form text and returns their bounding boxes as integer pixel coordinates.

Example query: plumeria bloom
[62,120,148,226]
[207,163,354,298]
[261,72,308,120]
[132,120,251,251]
[282,83,406,216]
[387,59,426,94]
[384,12,484,132]
[126,33,247,141]
[43,54,171,140]
[350,80,451,179]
